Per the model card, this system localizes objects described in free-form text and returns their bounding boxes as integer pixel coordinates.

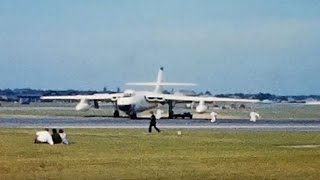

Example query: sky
[1,0,320,95]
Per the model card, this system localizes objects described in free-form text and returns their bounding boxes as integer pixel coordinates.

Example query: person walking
[149,111,160,133]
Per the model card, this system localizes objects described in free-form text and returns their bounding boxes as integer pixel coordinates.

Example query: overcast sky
[1,0,320,95]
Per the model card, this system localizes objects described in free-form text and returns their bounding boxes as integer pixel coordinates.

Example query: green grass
[1,128,320,179]
[0,108,114,117]
[207,105,320,119]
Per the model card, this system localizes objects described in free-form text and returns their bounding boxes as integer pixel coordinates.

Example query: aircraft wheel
[129,113,137,119]
[169,111,174,119]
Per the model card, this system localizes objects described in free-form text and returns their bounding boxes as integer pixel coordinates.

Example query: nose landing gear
[129,112,137,119]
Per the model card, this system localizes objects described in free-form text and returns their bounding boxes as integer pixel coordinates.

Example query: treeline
[215,93,320,102]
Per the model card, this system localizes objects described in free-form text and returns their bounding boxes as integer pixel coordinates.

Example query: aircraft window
[124,93,132,97]
[123,90,135,97]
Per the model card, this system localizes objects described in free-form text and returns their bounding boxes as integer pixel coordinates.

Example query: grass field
[1,128,320,179]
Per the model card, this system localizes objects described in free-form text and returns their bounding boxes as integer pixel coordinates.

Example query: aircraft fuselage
[117,91,158,115]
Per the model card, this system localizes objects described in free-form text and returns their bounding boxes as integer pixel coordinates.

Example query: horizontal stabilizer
[126,82,197,86]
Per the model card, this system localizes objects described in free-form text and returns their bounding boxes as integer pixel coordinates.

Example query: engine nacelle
[186,102,195,109]
[145,96,165,102]
[111,96,120,101]
[75,99,90,111]
[196,101,208,113]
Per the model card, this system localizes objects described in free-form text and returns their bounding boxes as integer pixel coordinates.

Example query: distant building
[17,94,42,103]
[0,95,19,102]
[177,89,197,96]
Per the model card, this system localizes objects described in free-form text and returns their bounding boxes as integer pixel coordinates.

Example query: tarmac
[1,116,320,131]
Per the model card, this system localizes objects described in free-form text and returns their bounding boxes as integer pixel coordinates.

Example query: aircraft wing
[41,93,124,101]
[145,93,260,103]
[305,101,320,105]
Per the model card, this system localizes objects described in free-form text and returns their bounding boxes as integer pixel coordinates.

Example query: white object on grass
[210,111,217,122]
[250,112,260,122]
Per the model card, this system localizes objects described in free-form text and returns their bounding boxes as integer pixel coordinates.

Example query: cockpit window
[123,90,135,97]
[123,93,132,97]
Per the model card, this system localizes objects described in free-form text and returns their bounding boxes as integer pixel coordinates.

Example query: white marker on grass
[250,112,260,122]
[210,111,217,122]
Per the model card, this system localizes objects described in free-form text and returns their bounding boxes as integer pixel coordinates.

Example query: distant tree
[254,93,275,101]
[234,93,244,98]
[204,90,212,96]
[43,91,58,96]
[278,96,288,102]
[0,89,15,95]
[215,94,227,98]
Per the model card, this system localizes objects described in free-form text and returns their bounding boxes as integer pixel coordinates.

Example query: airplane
[41,67,260,119]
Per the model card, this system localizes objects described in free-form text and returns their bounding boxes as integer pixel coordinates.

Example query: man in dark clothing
[51,128,62,144]
[149,111,160,133]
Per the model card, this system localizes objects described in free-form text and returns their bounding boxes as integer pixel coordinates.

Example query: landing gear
[113,110,120,118]
[129,112,137,119]
[169,110,174,119]
[168,101,175,119]
[113,101,120,118]
[93,100,99,109]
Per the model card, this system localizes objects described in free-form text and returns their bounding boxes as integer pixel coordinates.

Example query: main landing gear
[113,101,120,118]
[113,110,120,118]
[129,112,137,119]
[168,101,175,119]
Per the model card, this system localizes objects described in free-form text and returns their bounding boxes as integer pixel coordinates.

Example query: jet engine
[196,101,208,113]
[75,99,90,111]
[111,96,119,101]
[145,96,165,102]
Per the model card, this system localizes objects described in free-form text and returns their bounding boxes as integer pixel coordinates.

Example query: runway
[1,116,320,131]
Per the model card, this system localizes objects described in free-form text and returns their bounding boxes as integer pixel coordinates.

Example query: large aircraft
[41,67,260,119]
